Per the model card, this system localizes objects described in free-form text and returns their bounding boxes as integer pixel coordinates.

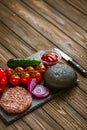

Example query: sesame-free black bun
[44,63,78,89]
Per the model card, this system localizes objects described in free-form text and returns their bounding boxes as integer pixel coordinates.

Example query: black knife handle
[68,59,87,77]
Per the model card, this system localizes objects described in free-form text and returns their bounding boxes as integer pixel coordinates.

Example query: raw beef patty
[0,86,32,113]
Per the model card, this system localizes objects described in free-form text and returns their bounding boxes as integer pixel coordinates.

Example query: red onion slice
[27,78,37,92]
[32,85,50,98]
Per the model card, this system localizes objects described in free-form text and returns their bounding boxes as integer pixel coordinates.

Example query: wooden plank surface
[44,0,87,31]
[22,0,87,49]
[0,1,87,68]
[66,0,87,15]
[0,0,87,130]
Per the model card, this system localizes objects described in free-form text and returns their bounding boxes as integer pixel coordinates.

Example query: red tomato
[25,66,35,73]
[21,72,31,84]
[35,64,46,73]
[0,68,7,92]
[31,72,42,82]
[14,67,25,75]
[5,68,14,78]
[0,77,7,92]
[10,74,20,85]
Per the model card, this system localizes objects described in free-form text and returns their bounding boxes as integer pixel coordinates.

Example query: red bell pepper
[0,68,7,93]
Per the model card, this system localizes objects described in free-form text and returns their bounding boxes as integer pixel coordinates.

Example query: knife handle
[69,59,87,77]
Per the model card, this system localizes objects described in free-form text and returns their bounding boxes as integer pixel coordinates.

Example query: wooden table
[0,0,87,129]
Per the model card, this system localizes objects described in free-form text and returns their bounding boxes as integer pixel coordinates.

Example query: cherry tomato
[14,67,25,75]
[25,66,35,73]
[10,74,20,85]
[21,72,31,84]
[31,72,42,82]
[5,68,14,78]
[35,64,46,73]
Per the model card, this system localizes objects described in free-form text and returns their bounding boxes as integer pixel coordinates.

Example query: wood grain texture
[0,1,87,69]
[44,0,87,31]
[0,22,36,58]
[0,0,87,130]
[22,108,63,130]
[43,96,87,130]
[0,3,54,51]
[0,43,14,68]
[58,87,87,120]
[21,0,87,49]
[66,0,87,15]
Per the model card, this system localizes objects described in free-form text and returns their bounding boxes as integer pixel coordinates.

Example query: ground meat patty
[0,86,32,113]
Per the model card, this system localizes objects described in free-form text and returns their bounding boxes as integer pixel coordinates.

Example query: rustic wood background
[0,0,87,130]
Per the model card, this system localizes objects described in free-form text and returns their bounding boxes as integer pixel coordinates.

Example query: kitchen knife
[54,48,87,77]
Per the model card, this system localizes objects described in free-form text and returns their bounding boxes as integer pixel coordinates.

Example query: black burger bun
[44,63,78,89]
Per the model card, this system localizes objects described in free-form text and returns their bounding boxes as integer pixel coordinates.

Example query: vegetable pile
[5,64,46,86]
[0,50,61,99]
[0,56,50,99]
[27,78,49,98]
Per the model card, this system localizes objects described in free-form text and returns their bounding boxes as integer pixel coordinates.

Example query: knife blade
[54,48,87,77]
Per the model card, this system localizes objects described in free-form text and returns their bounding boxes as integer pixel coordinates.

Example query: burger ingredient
[32,84,50,98]
[44,63,78,88]
[25,66,35,73]
[5,68,14,78]
[0,68,7,93]
[27,78,37,92]
[10,74,21,85]
[14,66,25,75]
[41,50,61,66]
[31,71,42,82]
[35,64,46,73]
[21,72,31,84]
[0,86,32,113]
[7,58,41,68]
